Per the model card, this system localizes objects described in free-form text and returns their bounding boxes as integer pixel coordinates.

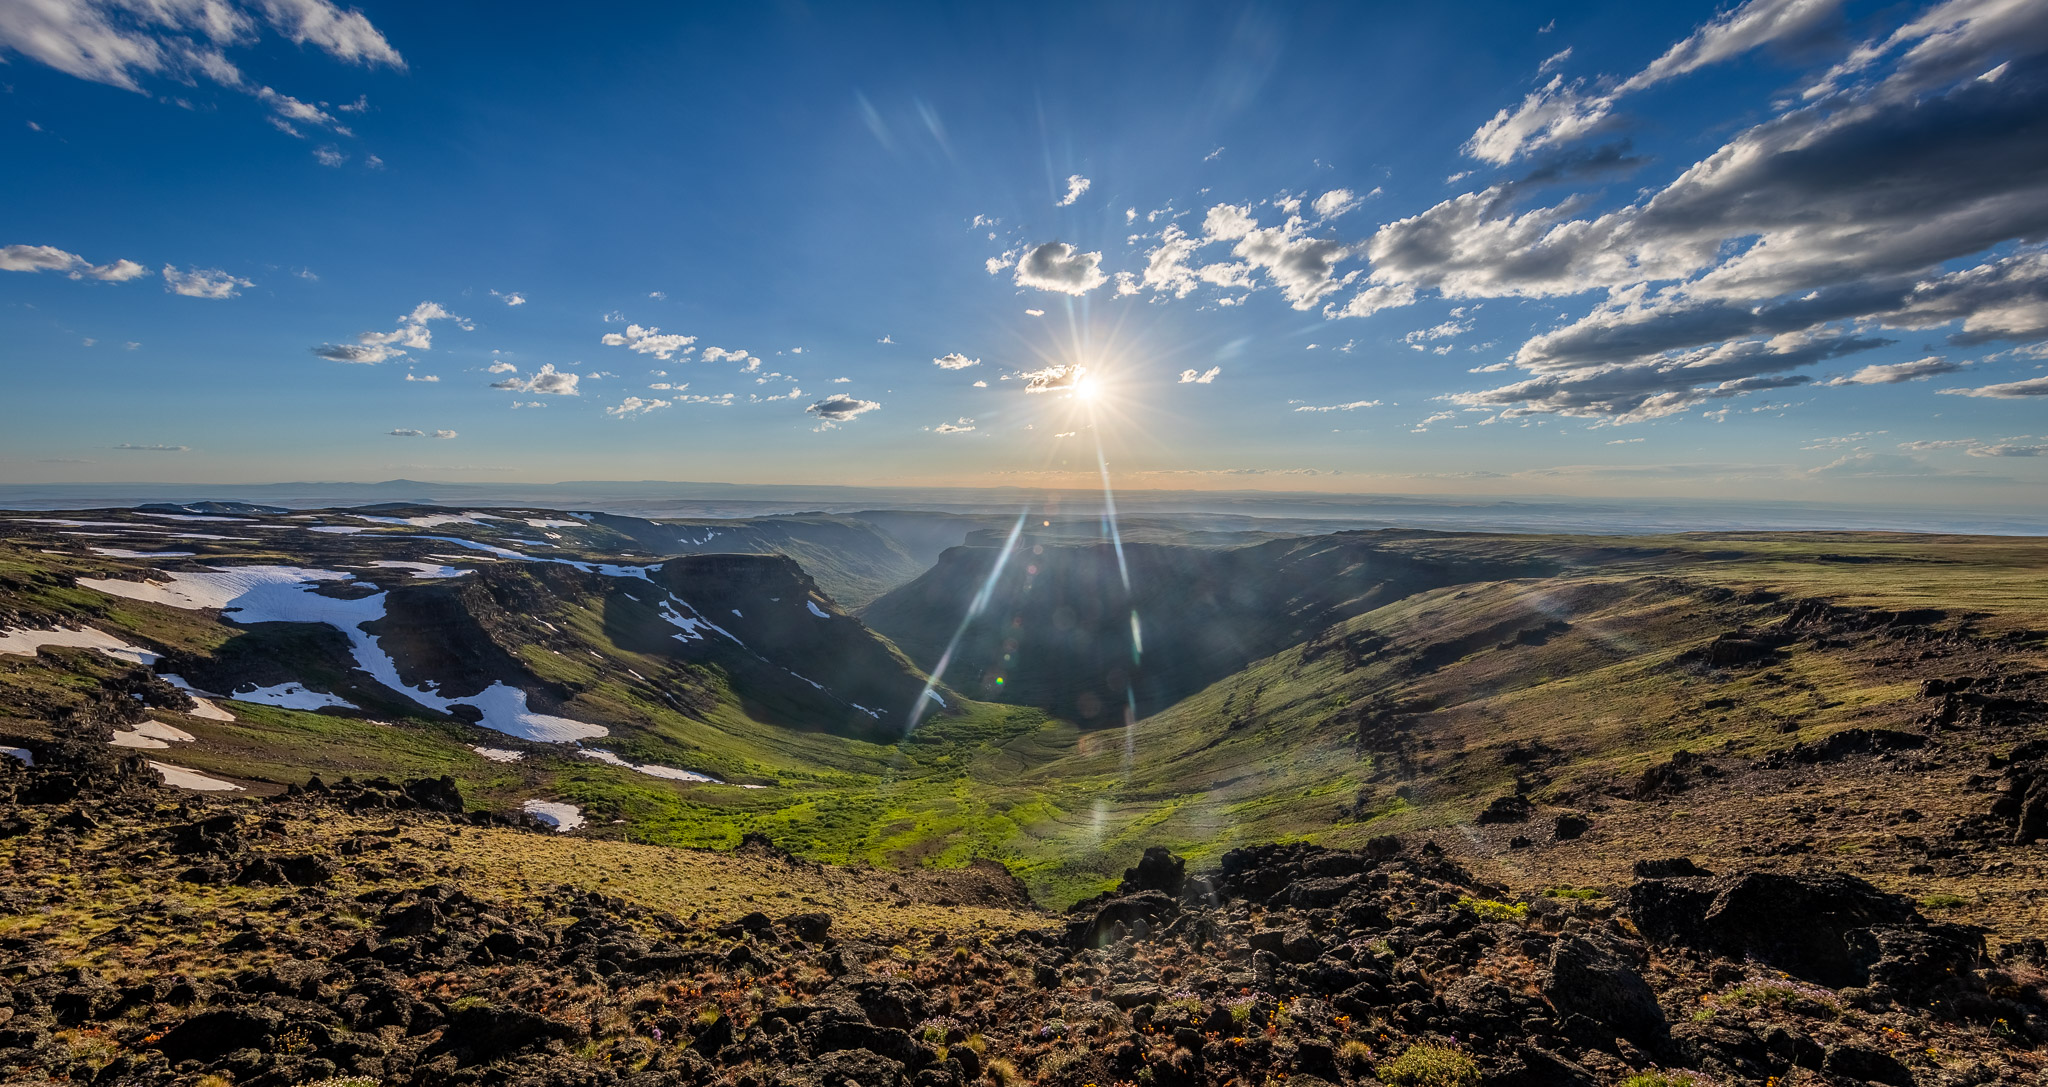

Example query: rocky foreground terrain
[4,744,2045,1087]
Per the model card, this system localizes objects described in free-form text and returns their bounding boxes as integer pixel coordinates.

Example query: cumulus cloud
[1056,174,1092,207]
[933,418,975,434]
[1454,334,1882,422]
[1938,375,2048,399]
[1,244,150,281]
[1348,3,2048,422]
[313,301,467,363]
[933,352,979,370]
[805,395,879,425]
[162,265,252,299]
[403,373,438,382]
[1821,356,1965,385]
[1312,189,1361,219]
[491,290,526,306]
[1293,399,1381,412]
[601,324,695,360]
[1179,366,1221,384]
[487,361,515,373]
[491,363,580,396]
[1025,308,1044,317]
[605,397,671,417]
[1019,364,1086,394]
[1014,242,1107,295]
[0,0,402,93]
[1464,0,1842,164]
[700,346,752,363]
[1132,204,1351,310]
[0,0,402,150]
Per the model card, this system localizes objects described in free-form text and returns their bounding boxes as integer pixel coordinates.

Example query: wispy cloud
[1,244,149,282]
[162,265,252,299]
[1056,174,1092,207]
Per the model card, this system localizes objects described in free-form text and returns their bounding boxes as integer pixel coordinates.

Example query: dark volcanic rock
[1623,868,1965,991]
[1543,936,1665,1040]
[1475,794,1533,824]
[1120,845,1187,897]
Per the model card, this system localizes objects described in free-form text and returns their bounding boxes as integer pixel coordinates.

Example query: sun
[1071,376,1101,403]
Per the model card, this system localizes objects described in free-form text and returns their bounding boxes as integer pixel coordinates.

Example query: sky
[2,0,2045,506]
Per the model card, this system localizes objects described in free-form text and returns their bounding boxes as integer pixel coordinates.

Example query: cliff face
[862,534,1557,726]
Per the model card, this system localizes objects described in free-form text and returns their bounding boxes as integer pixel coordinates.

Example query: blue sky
[3,0,2045,504]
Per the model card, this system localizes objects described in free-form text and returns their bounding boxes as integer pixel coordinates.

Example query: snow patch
[229,683,357,712]
[109,730,169,749]
[473,746,524,762]
[0,746,32,766]
[659,594,743,645]
[351,511,506,528]
[0,626,159,665]
[524,518,582,528]
[80,564,354,612]
[155,676,237,721]
[149,761,243,791]
[805,600,830,619]
[138,513,250,522]
[523,799,583,831]
[366,560,471,579]
[576,748,722,783]
[91,547,196,559]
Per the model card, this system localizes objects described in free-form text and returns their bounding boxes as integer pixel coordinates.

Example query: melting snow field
[576,747,721,783]
[806,600,830,619]
[366,560,471,579]
[109,719,197,749]
[473,746,524,762]
[523,517,582,528]
[91,547,197,559]
[0,746,32,766]
[82,564,607,742]
[149,761,243,791]
[522,799,584,831]
[352,511,507,528]
[0,626,159,665]
[229,683,358,712]
[155,675,237,720]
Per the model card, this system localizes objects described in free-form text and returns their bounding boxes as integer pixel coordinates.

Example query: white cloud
[1293,399,1381,412]
[1312,189,1360,219]
[1014,242,1107,295]
[491,290,526,306]
[313,301,466,363]
[832,376,850,383]
[491,363,581,396]
[1969,442,2048,457]
[389,428,424,436]
[648,290,666,299]
[1178,366,1221,384]
[487,361,516,373]
[1205,147,1224,161]
[806,395,879,425]
[404,373,438,382]
[972,380,988,388]
[0,0,402,96]
[1025,308,1044,317]
[700,346,750,363]
[933,352,979,370]
[601,323,696,360]
[162,265,252,299]
[1938,375,2048,399]
[312,145,346,167]
[934,417,975,434]
[1019,364,1086,393]
[1821,356,1965,385]
[1412,410,1457,431]
[1,244,151,281]
[877,334,894,343]
[1057,174,1092,207]
[605,397,671,417]
[1465,0,1842,164]
[113,443,187,452]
